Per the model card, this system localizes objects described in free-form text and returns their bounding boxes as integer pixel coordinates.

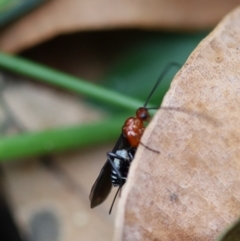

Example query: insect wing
[90,161,112,208]
[89,134,127,208]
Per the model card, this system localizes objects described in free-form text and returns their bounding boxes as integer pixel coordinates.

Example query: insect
[89,62,181,214]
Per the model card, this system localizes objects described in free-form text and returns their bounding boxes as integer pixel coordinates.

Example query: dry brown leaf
[114,6,240,241]
[0,0,240,53]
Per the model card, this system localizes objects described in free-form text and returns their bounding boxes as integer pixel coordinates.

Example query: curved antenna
[143,62,181,108]
[109,186,122,214]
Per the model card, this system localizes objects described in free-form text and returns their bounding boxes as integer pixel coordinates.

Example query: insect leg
[139,141,160,153]
[109,186,122,214]
[107,152,127,181]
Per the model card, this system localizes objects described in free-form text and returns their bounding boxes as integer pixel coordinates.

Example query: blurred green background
[0,30,208,160]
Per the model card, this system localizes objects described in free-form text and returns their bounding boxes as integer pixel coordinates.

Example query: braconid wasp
[89,62,181,214]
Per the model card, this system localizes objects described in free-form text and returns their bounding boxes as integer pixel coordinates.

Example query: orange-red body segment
[122,117,145,148]
[122,107,150,148]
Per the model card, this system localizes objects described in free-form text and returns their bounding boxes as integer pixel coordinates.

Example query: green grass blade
[0,52,143,111]
[0,116,125,161]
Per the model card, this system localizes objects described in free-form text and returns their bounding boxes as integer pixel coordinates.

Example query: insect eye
[140,112,147,120]
[137,107,149,120]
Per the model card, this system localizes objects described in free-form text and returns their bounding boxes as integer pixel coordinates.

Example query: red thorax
[122,107,150,148]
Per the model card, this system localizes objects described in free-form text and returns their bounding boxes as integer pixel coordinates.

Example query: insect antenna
[143,62,181,108]
[109,186,122,214]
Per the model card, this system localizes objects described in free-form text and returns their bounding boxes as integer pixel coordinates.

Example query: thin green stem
[0,116,125,161]
[0,52,143,111]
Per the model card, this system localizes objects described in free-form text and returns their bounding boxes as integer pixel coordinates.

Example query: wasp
[90,62,181,213]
